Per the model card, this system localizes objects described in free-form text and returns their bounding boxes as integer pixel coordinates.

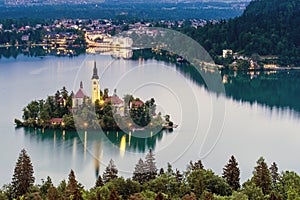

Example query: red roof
[105,96,124,105]
[50,118,63,123]
[74,88,87,99]
[132,100,144,107]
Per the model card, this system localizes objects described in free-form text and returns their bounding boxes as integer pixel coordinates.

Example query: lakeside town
[0,18,294,71]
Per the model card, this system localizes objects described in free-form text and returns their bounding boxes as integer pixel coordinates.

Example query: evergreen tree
[40,176,53,197]
[222,155,240,190]
[269,162,280,187]
[159,168,165,176]
[47,186,59,200]
[133,158,146,184]
[155,192,166,200]
[144,149,157,181]
[11,149,35,198]
[166,163,174,177]
[95,175,104,188]
[103,159,118,183]
[66,170,83,200]
[194,160,204,170]
[253,157,272,195]
[108,188,120,200]
[175,169,183,183]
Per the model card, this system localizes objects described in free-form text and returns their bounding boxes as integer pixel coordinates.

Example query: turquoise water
[1,54,300,188]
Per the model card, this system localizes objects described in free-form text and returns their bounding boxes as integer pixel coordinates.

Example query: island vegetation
[1,148,300,200]
[14,87,174,131]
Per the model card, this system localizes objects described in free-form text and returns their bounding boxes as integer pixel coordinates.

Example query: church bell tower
[92,61,100,104]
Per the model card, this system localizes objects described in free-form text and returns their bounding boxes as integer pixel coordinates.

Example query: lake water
[1,54,300,189]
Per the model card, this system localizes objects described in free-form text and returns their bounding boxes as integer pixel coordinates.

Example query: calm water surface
[1,54,300,188]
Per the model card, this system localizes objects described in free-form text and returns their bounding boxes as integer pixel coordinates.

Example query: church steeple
[80,81,83,89]
[91,61,101,104]
[92,61,99,80]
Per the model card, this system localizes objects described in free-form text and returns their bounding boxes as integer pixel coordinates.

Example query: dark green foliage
[144,149,157,181]
[155,192,166,200]
[130,98,156,127]
[270,162,280,188]
[47,186,60,200]
[108,188,120,200]
[19,87,74,129]
[7,152,300,200]
[66,170,83,200]
[39,176,53,197]
[103,159,118,184]
[95,175,104,188]
[178,0,300,66]
[133,158,146,184]
[187,170,205,198]
[11,149,35,198]
[223,155,240,190]
[253,157,272,195]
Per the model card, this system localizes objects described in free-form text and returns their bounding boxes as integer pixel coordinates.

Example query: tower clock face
[94,81,97,85]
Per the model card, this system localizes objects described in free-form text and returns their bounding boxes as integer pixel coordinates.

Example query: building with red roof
[72,81,88,108]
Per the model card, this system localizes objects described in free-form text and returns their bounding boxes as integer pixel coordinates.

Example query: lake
[1,54,300,189]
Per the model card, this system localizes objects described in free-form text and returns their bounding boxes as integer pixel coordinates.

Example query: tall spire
[80,81,83,89]
[92,60,99,80]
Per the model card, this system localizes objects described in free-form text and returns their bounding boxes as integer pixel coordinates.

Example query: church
[72,61,124,114]
[72,61,101,109]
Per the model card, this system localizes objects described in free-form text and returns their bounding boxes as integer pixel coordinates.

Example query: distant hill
[0,1,246,20]
[183,0,300,66]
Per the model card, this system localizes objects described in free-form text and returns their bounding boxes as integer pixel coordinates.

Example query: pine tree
[194,160,204,170]
[159,168,165,176]
[269,162,279,187]
[144,149,157,181]
[95,175,104,188]
[155,192,166,200]
[175,169,183,183]
[133,158,146,184]
[103,159,118,183]
[108,188,120,200]
[47,186,59,200]
[253,157,272,195]
[166,163,174,177]
[66,170,83,200]
[11,149,35,198]
[40,176,53,197]
[222,155,240,190]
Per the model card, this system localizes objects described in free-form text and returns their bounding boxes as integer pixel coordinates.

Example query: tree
[66,170,83,200]
[187,170,205,198]
[40,176,53,197]
[270,162,280,188]
[144,149,157,181]
[108,188,120,200]
[194,160,204,170]
[11,149,35,198]
[47,186,59,200]
[223,155,240,190]
[103,159,118,183]
[253,157,272,195]
[133,158,146,184]
[155,192,166,200]
[159,168,165,176]
[175,169,183,183]
[95,175,104,188]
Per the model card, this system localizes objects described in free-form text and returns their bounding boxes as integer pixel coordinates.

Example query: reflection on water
[2,54,300,189]
[222,70,300,114]
[19,127,172,179]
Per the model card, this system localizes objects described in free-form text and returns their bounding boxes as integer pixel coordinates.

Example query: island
[15,62,176,131]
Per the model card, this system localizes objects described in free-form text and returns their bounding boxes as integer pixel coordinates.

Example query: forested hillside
[180,0,300,66]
